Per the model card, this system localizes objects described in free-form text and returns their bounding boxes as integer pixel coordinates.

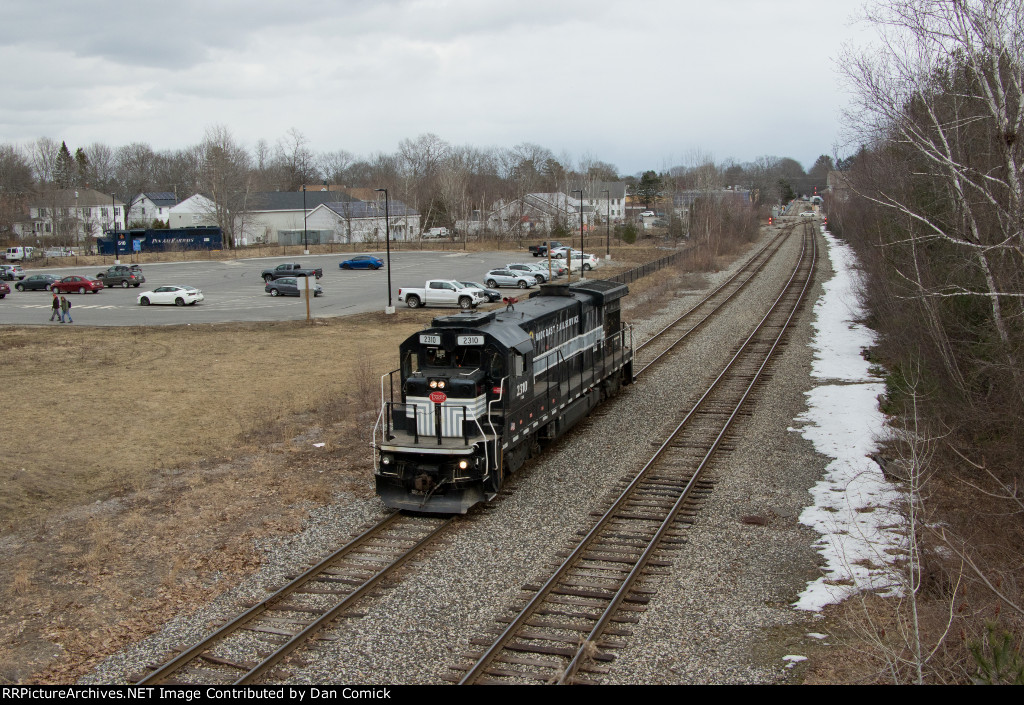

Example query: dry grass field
[0,243,701,683]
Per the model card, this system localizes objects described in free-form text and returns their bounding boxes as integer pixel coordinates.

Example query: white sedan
[137,285,205,306]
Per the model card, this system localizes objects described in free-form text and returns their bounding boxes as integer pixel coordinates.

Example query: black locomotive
[373,280,633,513]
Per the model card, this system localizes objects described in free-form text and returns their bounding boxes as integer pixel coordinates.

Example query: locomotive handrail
[483,376,509,483]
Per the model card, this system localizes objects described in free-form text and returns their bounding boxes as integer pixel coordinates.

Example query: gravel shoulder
[79,227,837,685]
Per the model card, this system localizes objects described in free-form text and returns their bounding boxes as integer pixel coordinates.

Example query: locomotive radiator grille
[406,395,486,437]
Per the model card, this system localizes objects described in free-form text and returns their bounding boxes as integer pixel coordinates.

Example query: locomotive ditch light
[381,454,393,465]
[458,459,469,470]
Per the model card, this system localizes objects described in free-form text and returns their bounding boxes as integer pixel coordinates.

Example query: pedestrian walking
[49,293,60,321]
[60,296,72,323]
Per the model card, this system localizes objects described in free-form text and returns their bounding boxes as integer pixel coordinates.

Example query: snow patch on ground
[791,229,906,612]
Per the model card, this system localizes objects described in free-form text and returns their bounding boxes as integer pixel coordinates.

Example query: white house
[569,181,628,223]
[128,192,179,227]
[25,188,126,242]
[168,194,219,228]
[305,200,420,244]
[478,192,587,238]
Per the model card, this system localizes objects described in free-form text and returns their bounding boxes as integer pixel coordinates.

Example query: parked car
[339,255,384,270]
[639,210,655,217]
[800,211,816,218]
[484,269,538,289]
[528,240,566,257]
[137,285,205,306]
[458,281,502,303]
[524,261,566,278]
[44,248,74,257]
[0,264,26,280]
[96,265,146,288]
[261,263,323,281]
[505,262,548,282]
[266,277,323,297]
[0,281,9,298]
[50,275,104,294]
[15,274,59,291]
[549,249,599,271]
[397,280,486,309]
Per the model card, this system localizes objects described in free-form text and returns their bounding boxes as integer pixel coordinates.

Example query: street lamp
[571,189,584,280]
[375,188,394,313]
[602,188,610,259]
[111,193,117,263]
[302,185,309,254]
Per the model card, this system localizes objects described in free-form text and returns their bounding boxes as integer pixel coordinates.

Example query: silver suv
[0,264,26,281]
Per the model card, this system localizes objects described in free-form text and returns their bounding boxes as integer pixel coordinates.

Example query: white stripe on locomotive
[406,395,487,437]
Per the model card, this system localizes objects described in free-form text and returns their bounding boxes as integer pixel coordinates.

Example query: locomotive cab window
[425,347,449,366]
[454,347,482,368]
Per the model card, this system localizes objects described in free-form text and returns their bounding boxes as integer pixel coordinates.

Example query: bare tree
[842,0,1024,404]
[318,149,355,186]
[27,137,60,186]
[198,124,253,248]
[275,128,318,190]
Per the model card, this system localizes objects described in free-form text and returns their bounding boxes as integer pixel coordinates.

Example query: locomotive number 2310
[515,381,529,397]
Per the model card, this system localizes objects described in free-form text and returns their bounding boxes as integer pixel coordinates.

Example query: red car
[51,275,104,294]
[0,281,9,298]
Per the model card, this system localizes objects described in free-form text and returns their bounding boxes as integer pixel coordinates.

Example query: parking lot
[0,250,594,326]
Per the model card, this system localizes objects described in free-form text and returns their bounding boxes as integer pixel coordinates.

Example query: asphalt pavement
[0,250,564,327]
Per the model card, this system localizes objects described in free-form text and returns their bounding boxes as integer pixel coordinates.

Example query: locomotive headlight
[437,380,446,389]
[429,380,438,389]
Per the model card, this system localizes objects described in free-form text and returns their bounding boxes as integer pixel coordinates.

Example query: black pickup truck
[261,263,324,282]
[527,240,565,257]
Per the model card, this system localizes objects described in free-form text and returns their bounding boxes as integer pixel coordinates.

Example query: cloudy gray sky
[3,0,870,175]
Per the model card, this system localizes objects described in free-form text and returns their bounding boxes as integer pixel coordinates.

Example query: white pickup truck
[397,280,487,309]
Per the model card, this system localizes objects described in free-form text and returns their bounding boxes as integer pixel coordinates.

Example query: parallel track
[633,224,793,376]
[137,512,453,685]
[454,223,817,685]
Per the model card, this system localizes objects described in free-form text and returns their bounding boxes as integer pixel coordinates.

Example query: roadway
[0,250,569,327]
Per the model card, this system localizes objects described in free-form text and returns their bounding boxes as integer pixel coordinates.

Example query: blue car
[340,255,384,270]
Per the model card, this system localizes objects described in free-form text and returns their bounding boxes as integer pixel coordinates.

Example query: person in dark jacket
[60,296,72,323]
[49,293,60,322]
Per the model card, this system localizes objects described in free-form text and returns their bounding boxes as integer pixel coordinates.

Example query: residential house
[305,200,421,244]
[168,194,219,229]
[235,191,364,246]
[128,192,179,227]
[568,181,628,223]
[24,188,125,243]
[478,192,587,238]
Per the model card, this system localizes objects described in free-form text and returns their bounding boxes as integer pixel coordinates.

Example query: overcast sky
[2,0,871,176]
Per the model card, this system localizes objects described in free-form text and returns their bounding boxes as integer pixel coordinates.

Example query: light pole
[111,193,117,263]
[375,188,394,313]
[602,188,610,259]
[571,189,584,279]
[302,185,309,254]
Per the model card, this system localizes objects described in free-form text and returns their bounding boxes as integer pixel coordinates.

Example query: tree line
[0,126,831,245]
[826,0,1023,683]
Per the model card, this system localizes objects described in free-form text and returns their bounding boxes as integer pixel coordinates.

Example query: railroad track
[135,512,453,685]
[633,224,794,376]
[453,223,817,685]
